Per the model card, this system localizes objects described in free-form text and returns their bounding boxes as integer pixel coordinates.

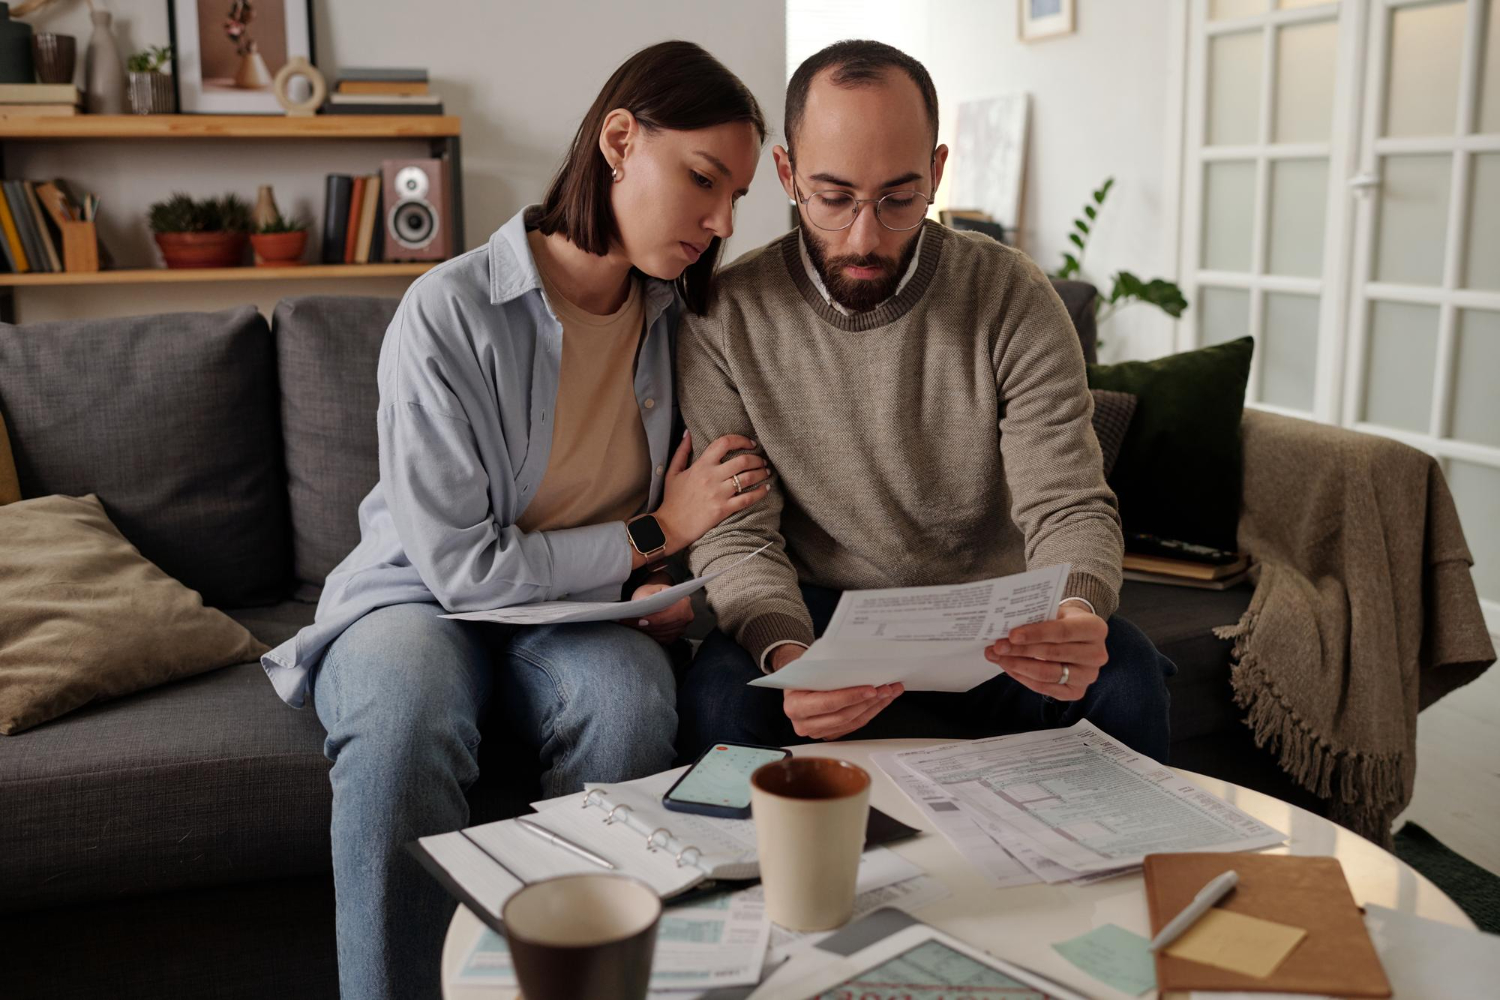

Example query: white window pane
[1384,1,1466,138]
[1277,0,1333,8]
[1200,287,1252,346]
[1447,460,1500,604]
[1262,293,1319,411]
[1374,155,1452,286]
[1451,310,1500,448]
[1480,0,1500,134]
[1275,19,1338,142]
[1464,154,1500,290]
[1363,301,1438,432]
[1211,0,1267,19]
[1202,160,1257,272]
[1209,30,1264,146]
[1268,158,1328,277]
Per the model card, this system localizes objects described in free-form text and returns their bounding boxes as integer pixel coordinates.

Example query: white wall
[9,0,788,322]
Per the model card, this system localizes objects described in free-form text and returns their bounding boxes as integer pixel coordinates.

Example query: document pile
[879,720,1288,888]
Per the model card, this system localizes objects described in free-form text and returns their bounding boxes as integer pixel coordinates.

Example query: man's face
[775,69,948,312]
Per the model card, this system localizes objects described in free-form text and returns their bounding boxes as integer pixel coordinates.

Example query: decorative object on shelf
[273,55,324,116]
[1019,0,1075,43]
[148,192,250,268]
[1051,177,1187,350]
[0,3,35,84]
[949,93,1029,251]
[126,45,175,114]
[324,67,440,116]
[249,210,307,266]
[83,6,126,114]
[30,32,75,84]
[168,0,314,114]
[252,184,279,229]
[381,158,448,262]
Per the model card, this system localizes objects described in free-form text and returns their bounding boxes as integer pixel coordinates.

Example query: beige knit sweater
[678,221,1123,665]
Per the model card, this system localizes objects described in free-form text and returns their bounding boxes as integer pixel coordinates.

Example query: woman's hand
[618,577,694,645]
[655,431,773,552]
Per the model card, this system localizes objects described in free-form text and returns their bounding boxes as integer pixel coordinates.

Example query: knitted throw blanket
[1215,411,1495,845]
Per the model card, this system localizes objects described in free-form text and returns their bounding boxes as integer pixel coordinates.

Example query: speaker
[382,158,450,261]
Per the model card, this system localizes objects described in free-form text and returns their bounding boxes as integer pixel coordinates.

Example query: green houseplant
[249,210,310,267]
[148,192,251,269]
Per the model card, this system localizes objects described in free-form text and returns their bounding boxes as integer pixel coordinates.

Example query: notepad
[1164,908,1306,978]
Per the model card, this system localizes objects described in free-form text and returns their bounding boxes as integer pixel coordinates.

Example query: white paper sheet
[415,830,524,918]
[442,543,770,626]
[1361,904,1500,1000]
[764,874,955,966]
[748,564,1069,692]
[896,721,1286,873]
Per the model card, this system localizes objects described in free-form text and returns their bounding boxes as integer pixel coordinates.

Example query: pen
[515,816,617,870]
[1147,869,1239,951]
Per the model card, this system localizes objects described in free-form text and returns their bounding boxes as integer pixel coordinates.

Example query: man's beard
[803,226,923,313]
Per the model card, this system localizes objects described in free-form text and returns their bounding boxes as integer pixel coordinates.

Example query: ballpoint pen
[1148,869,1239,951]
[515,816,617,870]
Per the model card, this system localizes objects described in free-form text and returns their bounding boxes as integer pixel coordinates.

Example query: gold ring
[731,473,743,493]
[1058,665,1071,687]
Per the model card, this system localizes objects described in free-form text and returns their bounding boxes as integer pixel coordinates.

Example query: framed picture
[168,1,316,113]
[1019,0,1075,42]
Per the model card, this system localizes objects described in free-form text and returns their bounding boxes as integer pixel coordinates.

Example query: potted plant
[126,43,174,114]
[249,210,309,267]
[148,192,250,269]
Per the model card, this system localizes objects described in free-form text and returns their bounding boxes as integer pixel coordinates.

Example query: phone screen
[668,744,789,809]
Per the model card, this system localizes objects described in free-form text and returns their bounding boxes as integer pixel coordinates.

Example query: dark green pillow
[1086,337,1253,553]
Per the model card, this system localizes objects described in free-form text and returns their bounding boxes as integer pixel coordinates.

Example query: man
[676,40,1174,761]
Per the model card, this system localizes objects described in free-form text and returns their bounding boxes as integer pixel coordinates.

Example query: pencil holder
[61,220,99,272]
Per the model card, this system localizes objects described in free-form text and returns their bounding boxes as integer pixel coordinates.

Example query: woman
[259,41,769,1000]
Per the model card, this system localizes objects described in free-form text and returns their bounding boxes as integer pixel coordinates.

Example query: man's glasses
[791,174,932,233]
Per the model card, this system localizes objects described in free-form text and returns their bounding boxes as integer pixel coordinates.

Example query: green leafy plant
[147,192,252,234]
[254,210,309,235]
[1053,177,1187,329]
[127,45,173,74]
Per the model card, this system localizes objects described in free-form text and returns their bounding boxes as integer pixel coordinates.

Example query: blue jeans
[311,602,678,1000]
[679,585,1175,763]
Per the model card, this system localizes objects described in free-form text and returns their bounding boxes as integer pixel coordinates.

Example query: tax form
[749,564,1070,692]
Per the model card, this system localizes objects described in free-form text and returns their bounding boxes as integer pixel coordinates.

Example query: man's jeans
[679,584,1175,763]
[311,602,678,1000]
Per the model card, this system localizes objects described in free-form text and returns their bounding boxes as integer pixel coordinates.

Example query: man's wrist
[760,640,808,674]
[1059,596,1095,615]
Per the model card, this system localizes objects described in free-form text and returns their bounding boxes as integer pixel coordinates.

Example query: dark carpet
[1393,822,1500,933]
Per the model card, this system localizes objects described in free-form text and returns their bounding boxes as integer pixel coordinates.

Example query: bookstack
[320,173,385,265]
[0,178,102,274]
[0,83,83,118]
[323,68,441,116]
[1122,550,1252,590]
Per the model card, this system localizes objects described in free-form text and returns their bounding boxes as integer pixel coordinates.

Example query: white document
[764,873,954,966]
[442,543,770,626]
[749,564,1070,692]
[1362,904,1500,1000]
[871,752,1038,889]
[414,830,524,919]
[896,721,1286,873]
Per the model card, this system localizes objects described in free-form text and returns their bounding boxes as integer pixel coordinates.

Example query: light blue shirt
[262,206,680,708]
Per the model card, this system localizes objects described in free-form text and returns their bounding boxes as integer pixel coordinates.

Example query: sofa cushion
[1050,279,1098,364]
[274,296,398,600]
[0,306,289,607]
[1118,579,1253,744]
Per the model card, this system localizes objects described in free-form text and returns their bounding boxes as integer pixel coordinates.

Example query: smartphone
[662,742,792,819]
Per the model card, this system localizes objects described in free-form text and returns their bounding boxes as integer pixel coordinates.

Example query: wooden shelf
[0,114,461,140]
[0,263,437,287]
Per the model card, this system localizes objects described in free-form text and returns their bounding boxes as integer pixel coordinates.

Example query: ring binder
[647,827,671,852]
[583,789,606,809]
[675,845,701,869]
[606,803,633,825]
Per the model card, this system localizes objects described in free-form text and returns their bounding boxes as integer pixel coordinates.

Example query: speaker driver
[391,200,437,249]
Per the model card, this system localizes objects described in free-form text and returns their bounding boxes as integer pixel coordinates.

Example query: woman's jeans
[311,602,678,1000]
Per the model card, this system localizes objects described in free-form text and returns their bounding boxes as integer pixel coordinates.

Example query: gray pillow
[1090,388,1138,478]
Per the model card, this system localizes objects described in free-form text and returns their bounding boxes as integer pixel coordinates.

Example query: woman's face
[607,120,762,280]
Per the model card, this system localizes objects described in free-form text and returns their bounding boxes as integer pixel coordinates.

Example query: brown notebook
[1144,852,1392,997]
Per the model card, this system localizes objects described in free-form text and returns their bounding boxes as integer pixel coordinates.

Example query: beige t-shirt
[515,230,652,533]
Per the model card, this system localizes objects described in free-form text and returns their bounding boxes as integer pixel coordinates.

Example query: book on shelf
[337,67,428,83]
[343,176,367,263]
[0,104,80,117]
[323,93,444,116]
[0,83,83,106]
[5,180,47,272]
[1122,567,1252,591]
[0,183,29,273]
[1122,550,1250,581]
[353,174,380,264]
[336,80,429,97]
[321,174,354,264]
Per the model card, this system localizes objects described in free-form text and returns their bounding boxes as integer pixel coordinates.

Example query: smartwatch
[626,514,668,562]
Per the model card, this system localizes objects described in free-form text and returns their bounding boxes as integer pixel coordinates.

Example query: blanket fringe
[1213,611,1407,846]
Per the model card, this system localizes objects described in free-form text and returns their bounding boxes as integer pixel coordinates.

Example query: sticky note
[1164,908,1307,978]
[1052,923,1157,996]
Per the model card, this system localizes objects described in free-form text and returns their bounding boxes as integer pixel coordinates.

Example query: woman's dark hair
[535,40,766,315]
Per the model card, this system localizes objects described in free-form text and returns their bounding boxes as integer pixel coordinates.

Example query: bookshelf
[0,114,464,321]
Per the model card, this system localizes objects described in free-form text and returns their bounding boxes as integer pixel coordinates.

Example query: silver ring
[675,845,702,868]
[731,473,743,493]
[646,827,671,852]
[583,789,606,809]
[605,803,633,825]
[1058,664,1071,687]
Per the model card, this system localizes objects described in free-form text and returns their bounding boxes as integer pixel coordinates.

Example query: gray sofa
[1,287,1318,999]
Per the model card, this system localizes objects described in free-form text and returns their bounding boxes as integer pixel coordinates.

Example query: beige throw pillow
[0,493,269,735]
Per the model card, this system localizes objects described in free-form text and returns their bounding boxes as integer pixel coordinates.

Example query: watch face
[629,515,667,553]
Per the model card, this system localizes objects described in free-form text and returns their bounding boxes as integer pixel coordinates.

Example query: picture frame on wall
[1018,0,1075,43]
[168,1,316,113]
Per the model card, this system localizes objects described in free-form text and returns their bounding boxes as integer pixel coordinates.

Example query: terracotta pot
[250,230,308,266]
[154,231,247,269]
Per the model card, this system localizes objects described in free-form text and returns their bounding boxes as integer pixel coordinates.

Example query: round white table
[442,739,1473,999]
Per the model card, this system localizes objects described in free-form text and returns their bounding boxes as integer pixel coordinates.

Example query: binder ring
[646,827,672,852]
[582,789,606,809]
[674,845,701,868]
[605,804,633,825]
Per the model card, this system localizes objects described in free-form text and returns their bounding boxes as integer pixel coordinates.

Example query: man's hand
[771,644,904,740]
[618,576,693,645]
[985,602,1108,701]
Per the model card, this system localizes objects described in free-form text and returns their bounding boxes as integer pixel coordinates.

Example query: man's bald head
[784,40,939,156]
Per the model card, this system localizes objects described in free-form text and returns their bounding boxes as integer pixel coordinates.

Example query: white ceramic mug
[501,873,661,1000]
[750,756,871,931]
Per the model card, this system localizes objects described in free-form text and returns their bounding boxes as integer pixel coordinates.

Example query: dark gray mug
[501,873,661,1000]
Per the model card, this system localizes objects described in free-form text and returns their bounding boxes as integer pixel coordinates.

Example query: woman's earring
[611,166,621,183]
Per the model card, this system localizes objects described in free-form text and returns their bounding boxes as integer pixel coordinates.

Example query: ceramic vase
[85,10,126,114]
[0,2,35,84]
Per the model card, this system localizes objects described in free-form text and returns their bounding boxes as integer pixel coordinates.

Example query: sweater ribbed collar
[780,219,946,332]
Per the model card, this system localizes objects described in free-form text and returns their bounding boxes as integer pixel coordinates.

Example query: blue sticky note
[1052,923,1157,996]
